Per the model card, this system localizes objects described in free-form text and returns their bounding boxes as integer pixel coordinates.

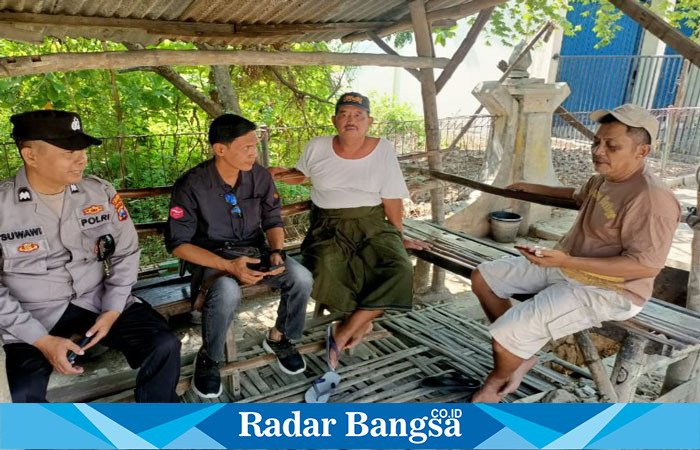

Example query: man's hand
[519,247,570,268]
[33,335,85,375]
[403,238,432,251]
[222,256,266,285]
[266,252,286,277]
[82,310,121,351]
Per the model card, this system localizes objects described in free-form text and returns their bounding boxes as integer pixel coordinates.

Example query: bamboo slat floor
[179,303,579,404]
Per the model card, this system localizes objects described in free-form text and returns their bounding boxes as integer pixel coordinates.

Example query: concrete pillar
[446,77,570,236]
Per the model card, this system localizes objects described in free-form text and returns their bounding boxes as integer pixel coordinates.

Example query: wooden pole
[663,156,700,400]
[610,334,648,402]
[574,331,619,402]
[366,31,422,82]
[422,169,580,209]
[608,0,700,69]
[410,0,447,293]
[435,6,494,94]
[0,49,450,79]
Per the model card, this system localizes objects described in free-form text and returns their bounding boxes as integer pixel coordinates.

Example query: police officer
[0,110,181,403]
[165,113,312,399]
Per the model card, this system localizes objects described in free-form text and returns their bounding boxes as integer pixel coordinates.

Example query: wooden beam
[608,0,700,69]
[0,12,395,39]
[422,169,580,210]
[435,6,494,94]
[366,31,422,81]
[342,0,507,43]
[0,49,449,79]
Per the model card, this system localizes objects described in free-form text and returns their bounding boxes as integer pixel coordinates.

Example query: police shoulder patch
[110,193,129,221]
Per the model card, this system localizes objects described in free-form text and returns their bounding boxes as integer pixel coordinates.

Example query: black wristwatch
[269,248,287,260]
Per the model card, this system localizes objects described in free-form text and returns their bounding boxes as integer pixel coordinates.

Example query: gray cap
[590,104,659,143]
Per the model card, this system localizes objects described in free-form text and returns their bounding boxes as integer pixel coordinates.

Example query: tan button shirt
[0,166,140,344]
[557,166,680,305]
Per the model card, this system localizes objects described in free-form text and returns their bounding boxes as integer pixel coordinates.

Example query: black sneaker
[263,331,307,375]
[192,350,222,399]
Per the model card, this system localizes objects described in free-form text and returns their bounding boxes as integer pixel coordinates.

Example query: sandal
[304,371,341,403]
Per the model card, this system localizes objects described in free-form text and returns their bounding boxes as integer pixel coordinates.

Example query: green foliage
[275,182,310,205]
[391,0,699,48]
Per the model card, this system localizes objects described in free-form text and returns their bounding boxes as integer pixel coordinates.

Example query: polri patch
[18,188,32,202]
[17,242,39,253]
[83,205,104,215]
[110,194,129,221]
[169,206,184,220]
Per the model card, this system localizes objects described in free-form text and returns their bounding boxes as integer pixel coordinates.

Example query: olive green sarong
[301,204,413,313]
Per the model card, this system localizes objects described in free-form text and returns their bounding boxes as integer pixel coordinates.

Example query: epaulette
[0,179,13,192]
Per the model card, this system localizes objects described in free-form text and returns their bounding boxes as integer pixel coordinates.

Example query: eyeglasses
[224,192,243,217]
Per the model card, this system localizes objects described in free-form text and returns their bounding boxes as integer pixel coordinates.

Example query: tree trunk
[210,65,241,114]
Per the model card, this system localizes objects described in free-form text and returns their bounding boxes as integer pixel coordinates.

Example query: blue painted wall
[557,1,643,112]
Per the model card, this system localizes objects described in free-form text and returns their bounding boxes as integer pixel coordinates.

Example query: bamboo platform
[178,303,577,404]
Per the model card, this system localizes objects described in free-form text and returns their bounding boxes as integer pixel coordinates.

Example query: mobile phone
[515,244,543,257]
[67,335,92,363]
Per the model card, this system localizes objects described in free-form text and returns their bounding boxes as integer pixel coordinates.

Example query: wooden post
[574,331,618,402]
[610,334,648,402]
[663,155,700,400]
[409,0,446,292]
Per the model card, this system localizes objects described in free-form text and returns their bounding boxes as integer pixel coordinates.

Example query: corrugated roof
[0,0,476,46]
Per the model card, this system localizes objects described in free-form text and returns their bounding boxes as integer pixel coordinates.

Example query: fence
[555,54,699,112]
[552,107,700,167]
[0,115,494,268]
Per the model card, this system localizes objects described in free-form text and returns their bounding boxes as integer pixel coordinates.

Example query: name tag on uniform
[76,204,111,230]
[0,226,45,242]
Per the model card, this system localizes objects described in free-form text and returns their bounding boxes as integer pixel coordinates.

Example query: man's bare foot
[327,324,342,370]
[345,322,373,349]
[497,356,537,396]
[471,387,505,403]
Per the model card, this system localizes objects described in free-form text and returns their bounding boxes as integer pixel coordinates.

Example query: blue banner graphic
[1,403,699,449]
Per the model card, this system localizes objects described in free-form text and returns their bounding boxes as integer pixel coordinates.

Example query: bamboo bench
[403,218,700,402]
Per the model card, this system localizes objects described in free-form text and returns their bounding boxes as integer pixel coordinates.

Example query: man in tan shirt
[470,104,681,403]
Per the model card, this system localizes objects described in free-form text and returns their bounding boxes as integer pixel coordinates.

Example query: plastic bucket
[488,211,522,243]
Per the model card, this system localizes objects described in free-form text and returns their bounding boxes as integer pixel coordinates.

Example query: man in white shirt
[271,92,429,369]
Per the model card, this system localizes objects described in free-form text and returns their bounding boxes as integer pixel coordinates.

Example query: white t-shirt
[296,136,410,209]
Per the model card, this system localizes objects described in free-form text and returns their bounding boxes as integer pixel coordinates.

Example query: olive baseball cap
[11,109,102,150]
[590,104,659,143]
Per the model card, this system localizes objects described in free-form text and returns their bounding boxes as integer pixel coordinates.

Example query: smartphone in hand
[514,244,544,257]
[67,335,92,363]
